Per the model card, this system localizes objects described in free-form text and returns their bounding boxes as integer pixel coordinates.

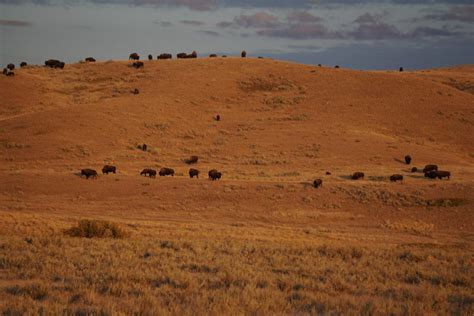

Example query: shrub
[64,220,129,239]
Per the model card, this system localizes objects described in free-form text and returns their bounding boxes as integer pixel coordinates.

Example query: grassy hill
[0,58,473,314]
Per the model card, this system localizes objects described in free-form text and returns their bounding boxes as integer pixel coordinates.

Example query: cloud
[181,20,205,26]
[153,20,173,27]
[286,11,322,24]
[0,19,32,27]
[423,5,474,23]
[198,30,220,36]
[131,0,217,10]
[257,23,342,39]
[349,13,403,39]
[233,12,281,28]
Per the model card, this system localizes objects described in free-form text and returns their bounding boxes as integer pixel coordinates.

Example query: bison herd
[82,164,222,181]
[81,154,222,181]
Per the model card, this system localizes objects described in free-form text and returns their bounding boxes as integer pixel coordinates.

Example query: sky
[0,0,473,69]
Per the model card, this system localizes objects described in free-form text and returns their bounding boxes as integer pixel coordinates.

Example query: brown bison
[241,51,247,58]
[81,169,98,179]
[7,63,15,70]
[132,61,144,69]
[85,57,96,62]
[140,168,156,178]
[102,165,116,174]
[352,172,364,180]
[177,52,187,59]
[335,65,340,69]
[45,59,65,69]
[129,53,140,60]
[137,143,147,151]
[209,54,217,58]
[435,170,451,180]
[148,54,153,61]
[390,174,403,182]
[208,169,222,181]
[158,53,172,60]
[3,68,14,76]
[184,156,199,164]
[423,164,438,173]
[425,170,450,180]
[132,88,139,95]
[190,51,197,58]
[159,168,175,177]
[399,67,404,72]
[214,114,220,121]
[404,155,412,164]
[313,179,323,188]
[411,167,418,173]
[20,62,27,67]
[189,168,200,178]
[326,171,331,175]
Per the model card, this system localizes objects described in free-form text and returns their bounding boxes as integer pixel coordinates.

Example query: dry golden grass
[0,214,473,315]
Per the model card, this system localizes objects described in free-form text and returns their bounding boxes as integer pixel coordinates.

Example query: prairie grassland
[0,211,472,315]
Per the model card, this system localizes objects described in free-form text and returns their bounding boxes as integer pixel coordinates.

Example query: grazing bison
[209,54,217,58]
[208,169,222,181]
[184,156,199,164]
[390,174,403,182]
[132,88,139,95]
[140,168,156,178]
[81,169,98,179]
[159,167,175,177]
[426,170,450,180]
[318,64,322,67]
[435,170,451,180]
[45,59,65,69]
[405,155,412,165]
[20,62,27,67]
[241,51,247,58]
[326,171,331,175]
[7,63,15,70]
[214,114,220,121]
[411,167,418,173]
[85,57,96,62]
[3,68,14,76]
[129,53,140,60]
[399,67,404,72]
[138,144,148,151]
[423,164,438,173]
[335,65,340,69]
[102,165,116,174]
[189,168,200,178]
[222,55,227,58]
[177,52,187,59]
[148,54,153,61]
[352,172,364,180]
[313,179,323,188]
[158,53,172,60]
[132,61,144,69]
[190,51,197,58]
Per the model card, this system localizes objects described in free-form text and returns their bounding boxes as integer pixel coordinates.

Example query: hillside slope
[0,59,473,314]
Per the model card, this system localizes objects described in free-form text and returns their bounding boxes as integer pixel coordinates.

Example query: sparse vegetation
[64,219,129,239]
